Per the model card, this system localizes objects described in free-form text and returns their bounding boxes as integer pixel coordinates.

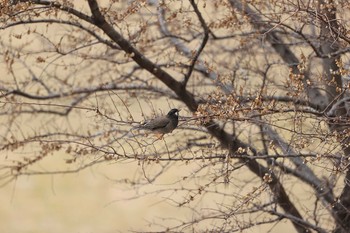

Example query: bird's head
[167,108,180,118]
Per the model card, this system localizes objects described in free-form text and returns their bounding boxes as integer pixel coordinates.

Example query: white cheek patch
[175,112,179,116]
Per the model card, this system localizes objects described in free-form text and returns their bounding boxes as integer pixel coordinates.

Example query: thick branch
[205,121,310,233]
[262,123,334,204]
[86,0,197,111]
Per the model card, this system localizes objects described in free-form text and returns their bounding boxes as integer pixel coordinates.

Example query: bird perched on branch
[139,108,180,138]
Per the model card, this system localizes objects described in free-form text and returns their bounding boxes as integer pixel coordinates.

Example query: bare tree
[1,0,350,232]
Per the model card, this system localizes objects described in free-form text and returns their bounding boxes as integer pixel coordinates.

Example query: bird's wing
[143,116,170,130]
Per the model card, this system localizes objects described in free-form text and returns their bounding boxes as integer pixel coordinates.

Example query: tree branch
[228,0,327,110]
[86,0,197,111]
[182,0,209,88]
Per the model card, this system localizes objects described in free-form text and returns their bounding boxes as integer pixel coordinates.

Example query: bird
[139,108,180,138]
